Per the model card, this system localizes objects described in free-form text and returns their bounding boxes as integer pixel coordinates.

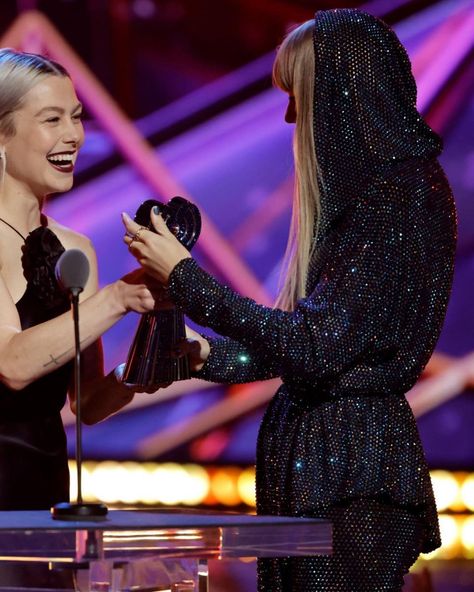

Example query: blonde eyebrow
[34,103,83,117]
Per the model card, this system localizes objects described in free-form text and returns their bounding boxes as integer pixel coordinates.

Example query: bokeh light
[431,470,461,511]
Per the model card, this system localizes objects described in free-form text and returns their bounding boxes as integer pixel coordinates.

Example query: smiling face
[3,75,84,199]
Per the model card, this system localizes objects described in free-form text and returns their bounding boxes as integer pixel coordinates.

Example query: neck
[0,178,44,236]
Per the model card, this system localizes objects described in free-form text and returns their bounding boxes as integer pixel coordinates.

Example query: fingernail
[121,212,130,220]
[153,206,160,215]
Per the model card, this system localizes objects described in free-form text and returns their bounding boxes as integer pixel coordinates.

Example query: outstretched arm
[123,193,405,383]
[184,325,279,384]
[0,236,156,422]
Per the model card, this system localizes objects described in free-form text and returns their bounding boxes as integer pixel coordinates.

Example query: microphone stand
[51,288,107,521]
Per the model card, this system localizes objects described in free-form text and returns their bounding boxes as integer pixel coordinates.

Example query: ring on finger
[133,226,147,243]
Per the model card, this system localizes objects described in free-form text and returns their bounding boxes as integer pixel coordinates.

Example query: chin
[45,178,74,194]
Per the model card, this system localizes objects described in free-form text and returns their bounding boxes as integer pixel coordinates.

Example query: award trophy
[122,196,201,389]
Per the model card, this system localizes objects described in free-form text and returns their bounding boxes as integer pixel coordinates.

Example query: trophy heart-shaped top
[134,196,201,251]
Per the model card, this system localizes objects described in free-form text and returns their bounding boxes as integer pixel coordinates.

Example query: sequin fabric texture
[167,8,457,591]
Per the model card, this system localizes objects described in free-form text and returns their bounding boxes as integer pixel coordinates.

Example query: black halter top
[0,225,72,509]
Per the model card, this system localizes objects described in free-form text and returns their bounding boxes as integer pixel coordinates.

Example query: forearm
[0,283,126,390]
[78,365,134,425]
[168,241,398,381]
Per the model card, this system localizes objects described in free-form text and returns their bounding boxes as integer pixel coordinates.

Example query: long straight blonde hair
[272,21,321,311]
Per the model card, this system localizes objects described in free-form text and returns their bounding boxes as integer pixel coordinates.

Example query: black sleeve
[193,336,280,384]
[170,195,403,382]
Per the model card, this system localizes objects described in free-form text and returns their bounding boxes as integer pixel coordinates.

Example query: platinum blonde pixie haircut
[0,49,69,139]
[273,21,322,312]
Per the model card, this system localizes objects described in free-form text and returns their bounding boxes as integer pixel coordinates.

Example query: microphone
[55,249,90,296]
[51,249,107,521]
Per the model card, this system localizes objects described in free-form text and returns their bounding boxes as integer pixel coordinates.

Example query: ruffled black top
[0,226,72,509]
[166,9,456,554]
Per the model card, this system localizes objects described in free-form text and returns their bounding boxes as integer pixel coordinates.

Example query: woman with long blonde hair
[124,9,456,590]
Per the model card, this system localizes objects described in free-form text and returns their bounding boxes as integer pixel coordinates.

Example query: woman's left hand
[122,210,191,284]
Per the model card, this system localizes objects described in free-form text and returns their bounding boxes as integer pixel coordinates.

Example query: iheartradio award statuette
[122,196,201,389]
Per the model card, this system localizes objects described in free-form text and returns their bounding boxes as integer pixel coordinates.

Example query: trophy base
[51,502,108,521]
[123,356,190,389]
[122,310,191,389]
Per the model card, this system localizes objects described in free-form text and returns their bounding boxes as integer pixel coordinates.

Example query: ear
[0,127,10,147]
[0,131,11,158]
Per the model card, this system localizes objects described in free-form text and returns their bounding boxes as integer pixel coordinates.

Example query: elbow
[0,368,31,391]
[0,343,41,390]
[70,400,103,426]
[82,413,101,426]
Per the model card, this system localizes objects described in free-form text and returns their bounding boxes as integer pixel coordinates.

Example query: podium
[0,509,332,591]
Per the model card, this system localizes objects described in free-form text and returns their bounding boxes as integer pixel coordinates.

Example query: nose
[62,120,83,147]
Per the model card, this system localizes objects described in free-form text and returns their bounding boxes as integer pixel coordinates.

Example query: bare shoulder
[47,217,96,258]
[47,217,99,293]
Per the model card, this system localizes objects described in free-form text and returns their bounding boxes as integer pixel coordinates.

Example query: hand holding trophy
[122,196,201,389]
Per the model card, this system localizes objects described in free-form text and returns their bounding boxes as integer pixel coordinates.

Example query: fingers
[142,382,172,394]
[122,213,144,253]
[121,212,140,237]
[122,214,152,259]
[150,207,171,235]
[122,211,169,255]
[172,337,201,357]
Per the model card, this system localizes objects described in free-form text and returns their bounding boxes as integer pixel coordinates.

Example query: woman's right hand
[173,325,210,373]
[113,268,157,314]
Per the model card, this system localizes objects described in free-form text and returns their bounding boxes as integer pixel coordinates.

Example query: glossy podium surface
[0,509,332,591]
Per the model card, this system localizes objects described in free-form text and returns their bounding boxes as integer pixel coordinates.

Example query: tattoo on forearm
[43,336,93,368]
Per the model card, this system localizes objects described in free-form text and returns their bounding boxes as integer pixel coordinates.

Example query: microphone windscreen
[55,249,90,292]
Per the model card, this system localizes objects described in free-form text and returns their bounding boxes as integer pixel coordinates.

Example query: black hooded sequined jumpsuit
[167,9,456,591]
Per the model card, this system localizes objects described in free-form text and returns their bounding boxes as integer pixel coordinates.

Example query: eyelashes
[43,114,83,125]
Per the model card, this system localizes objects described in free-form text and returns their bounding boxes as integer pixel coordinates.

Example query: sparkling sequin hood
[313,9,442,238]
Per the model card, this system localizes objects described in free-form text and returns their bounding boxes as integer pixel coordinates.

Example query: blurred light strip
[361,0,417,16]
[68,462,473,511]
[230,175,294,251]
[407,353,474,418]
[414,5,474,113]
[137,52,275,136]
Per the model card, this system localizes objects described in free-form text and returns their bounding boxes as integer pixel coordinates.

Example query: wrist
[107,280,130,316]
[192,336,211,373]
[112,364,136,399]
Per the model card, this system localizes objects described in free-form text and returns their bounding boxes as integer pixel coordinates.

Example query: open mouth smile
[46,151,76,173]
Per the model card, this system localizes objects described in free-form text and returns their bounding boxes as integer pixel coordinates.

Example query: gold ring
[133,227,147,243]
